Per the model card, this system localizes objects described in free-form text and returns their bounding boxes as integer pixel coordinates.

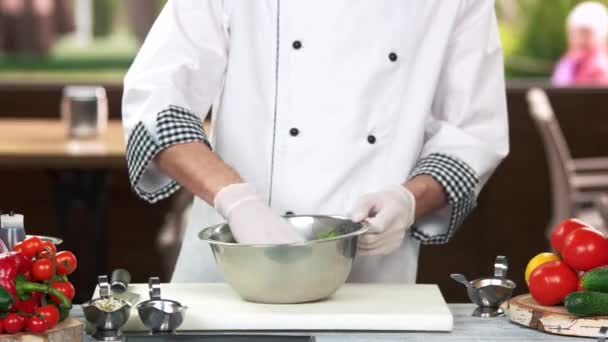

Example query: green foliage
[93,0,120,37]
[517,0,571,62]
[499,24,519,57]
[504,0,608,78]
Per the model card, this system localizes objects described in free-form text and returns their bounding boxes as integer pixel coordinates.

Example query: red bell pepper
[0,252,71,314]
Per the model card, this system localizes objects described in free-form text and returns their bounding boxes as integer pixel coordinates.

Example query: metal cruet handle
[149,277,161,300]
[98,275,110,299]
[494,255,508,279]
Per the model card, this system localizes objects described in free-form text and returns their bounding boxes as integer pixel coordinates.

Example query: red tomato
[50,281,75,304]
[26,316,48,334]
[41,241,56,255]
[20,237,43,258]
[4,313,25,334]
[38,250,51,260]
[0,318,4,334]
[55,251,77,275]
[11,242,24,254]
[35,305,59,328]
[529,260,578,306]
[561,227,608,271]
[551,219,589,253]
[32,259,54,281]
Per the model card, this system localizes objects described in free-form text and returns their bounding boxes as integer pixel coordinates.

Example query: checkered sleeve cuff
[408,153,479,245]
[126,105,210,203]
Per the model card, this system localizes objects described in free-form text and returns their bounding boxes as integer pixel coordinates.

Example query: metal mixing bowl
[199,215,367,304]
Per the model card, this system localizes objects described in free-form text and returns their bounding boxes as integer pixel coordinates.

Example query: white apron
[121,0,509,284]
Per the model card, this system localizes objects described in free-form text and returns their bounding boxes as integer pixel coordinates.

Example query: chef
[122,0,509,283]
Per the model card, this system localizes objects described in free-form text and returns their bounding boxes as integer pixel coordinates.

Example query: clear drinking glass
[0,213,26,250]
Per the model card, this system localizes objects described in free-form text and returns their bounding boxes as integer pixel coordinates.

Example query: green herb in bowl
[317,229,338,240]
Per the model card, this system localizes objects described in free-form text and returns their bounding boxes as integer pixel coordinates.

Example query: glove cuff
[388,184,416,227]
[213,183,260,219]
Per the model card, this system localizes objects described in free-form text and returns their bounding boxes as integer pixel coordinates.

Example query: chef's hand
[214,183,305,245]
[350,185,416,256]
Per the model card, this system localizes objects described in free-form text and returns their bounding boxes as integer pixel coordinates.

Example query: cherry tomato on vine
[38,250,51,260]
[4,313,25,334]
[36,305,59,328]
[50,281,75,303]
[21,237,43,258]
[11,242,24,254]
[32,259,54,281]
[41,241,57,255]
[26,316,48,334]
[55,251,77,275]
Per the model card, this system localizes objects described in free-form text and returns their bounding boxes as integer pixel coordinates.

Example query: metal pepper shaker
[111,269,131,294]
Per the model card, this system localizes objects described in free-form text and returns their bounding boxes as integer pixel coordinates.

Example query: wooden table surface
[0,119,126,169]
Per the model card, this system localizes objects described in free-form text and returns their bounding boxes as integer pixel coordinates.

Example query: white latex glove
[350,185,416,256]
[214,183,305,245]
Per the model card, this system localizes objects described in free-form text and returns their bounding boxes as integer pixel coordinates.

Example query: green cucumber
[581,267,608,292]
[565,291,608,317]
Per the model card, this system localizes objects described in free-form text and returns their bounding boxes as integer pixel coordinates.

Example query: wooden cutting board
[507,294,608,338]
[0,318,83,342]
[97,283,453,332]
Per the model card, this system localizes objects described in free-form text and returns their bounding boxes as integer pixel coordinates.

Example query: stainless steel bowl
[137,299,187,333]
[82,298,131,340]
[468,277,516,308]
[136,276,188,333]
[199,215,367,304]
[452,256,517,318]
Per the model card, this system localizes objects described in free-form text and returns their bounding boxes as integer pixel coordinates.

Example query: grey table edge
[72,303,595,341]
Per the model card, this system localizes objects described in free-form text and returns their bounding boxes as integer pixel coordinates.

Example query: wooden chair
[526,88,608,234]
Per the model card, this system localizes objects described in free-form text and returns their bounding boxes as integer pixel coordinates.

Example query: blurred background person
[0,0,73,56]
[553,1,608,86]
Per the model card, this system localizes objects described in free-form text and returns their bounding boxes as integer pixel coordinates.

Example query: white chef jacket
[122,0,509,283]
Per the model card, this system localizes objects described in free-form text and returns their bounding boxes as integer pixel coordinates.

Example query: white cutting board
[98,283,453,332]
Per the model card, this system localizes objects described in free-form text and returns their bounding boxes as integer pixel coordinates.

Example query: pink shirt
[553,49,608,86]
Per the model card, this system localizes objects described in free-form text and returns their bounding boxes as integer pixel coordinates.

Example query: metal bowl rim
[198,215,369,247]
[136,299,187,311]
[82,298,132,310]
[26,235,63,245]
[470,277,517,289]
